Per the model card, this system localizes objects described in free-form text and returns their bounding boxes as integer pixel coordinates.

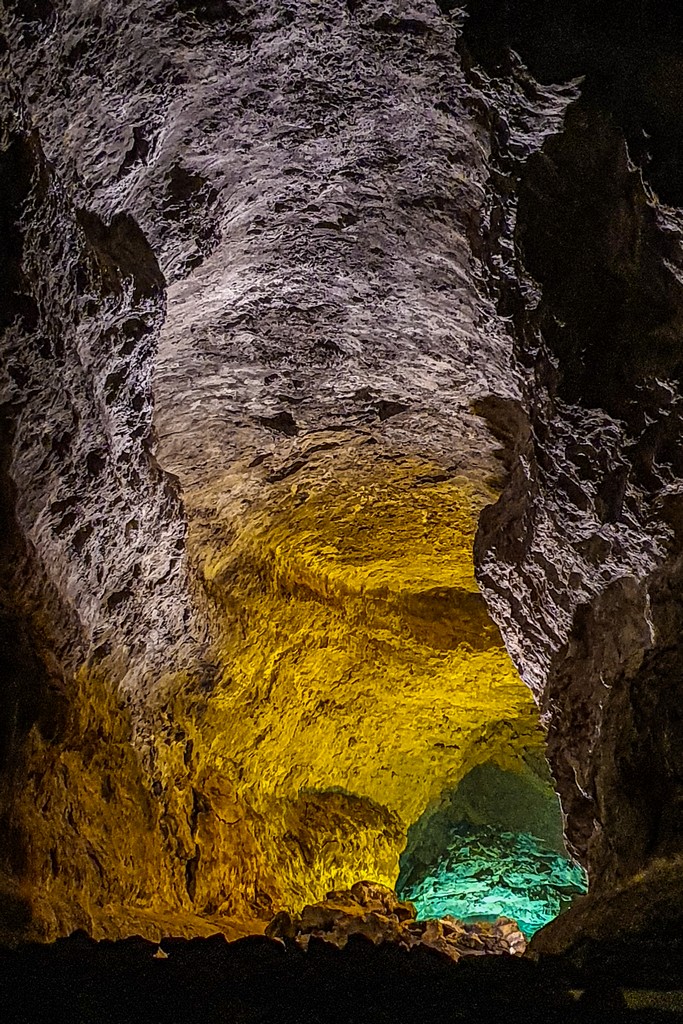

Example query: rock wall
[459,0,683,953]
[1,0,553,941]
[3,0,682,953]
[0,72,196,938]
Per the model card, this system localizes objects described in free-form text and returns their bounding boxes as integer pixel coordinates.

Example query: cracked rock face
[2,0,683,958]
[462,0,683,956]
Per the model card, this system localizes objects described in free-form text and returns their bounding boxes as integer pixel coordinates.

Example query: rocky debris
[266,880,526,960]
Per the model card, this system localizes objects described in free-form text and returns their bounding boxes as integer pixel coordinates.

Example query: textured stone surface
[266,879,527,959]
[3,0,683,958]
[1,0,554,940]
[457,3,683,953]
[0,68,208,939]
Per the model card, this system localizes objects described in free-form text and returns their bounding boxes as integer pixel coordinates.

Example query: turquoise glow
[398,822,587,938]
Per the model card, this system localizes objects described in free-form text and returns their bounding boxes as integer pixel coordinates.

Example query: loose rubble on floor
[266,881,526,962]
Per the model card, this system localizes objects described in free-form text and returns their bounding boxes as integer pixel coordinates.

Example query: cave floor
[84,905,266,944]
[0,933,680,1024]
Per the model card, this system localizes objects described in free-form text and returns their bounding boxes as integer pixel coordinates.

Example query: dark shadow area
[516,100,683,420]
[461,0,683,450]
[461,0,683,206]
[0,930,679,1024]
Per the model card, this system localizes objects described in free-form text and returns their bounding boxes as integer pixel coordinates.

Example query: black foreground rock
[0,931,681,1024]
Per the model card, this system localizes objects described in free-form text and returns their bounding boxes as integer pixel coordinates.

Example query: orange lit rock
[266,880,527,960]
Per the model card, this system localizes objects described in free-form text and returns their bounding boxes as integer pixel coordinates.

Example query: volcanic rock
[266,880,526,960]
[2,0,683,970]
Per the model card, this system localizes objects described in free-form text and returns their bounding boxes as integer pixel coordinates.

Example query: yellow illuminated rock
[167,451,547,918]
[2,445,551,941]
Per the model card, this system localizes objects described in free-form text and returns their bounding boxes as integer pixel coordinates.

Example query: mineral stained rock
[265,879,527,960]
[2,0,683,959]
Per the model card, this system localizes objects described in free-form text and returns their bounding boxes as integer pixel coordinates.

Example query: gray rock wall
[3,0,683,952]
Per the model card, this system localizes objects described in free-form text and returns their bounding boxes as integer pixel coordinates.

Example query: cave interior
[1,0,683,1020]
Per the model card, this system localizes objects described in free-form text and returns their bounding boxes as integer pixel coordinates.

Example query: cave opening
[172,459,552,923]
[396,761,587,938]
[180,454,589,945]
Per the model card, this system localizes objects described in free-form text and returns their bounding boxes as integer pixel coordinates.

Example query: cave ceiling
[1,0,683,957]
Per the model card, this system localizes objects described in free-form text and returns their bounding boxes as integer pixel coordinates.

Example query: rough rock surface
[2,0,683,959]
[1,0,555,940]
[266,879,526,959]
[0,70,202,937]
[458,2,683,952]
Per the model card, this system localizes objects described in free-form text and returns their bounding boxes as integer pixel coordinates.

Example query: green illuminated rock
[399,823,587,938]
